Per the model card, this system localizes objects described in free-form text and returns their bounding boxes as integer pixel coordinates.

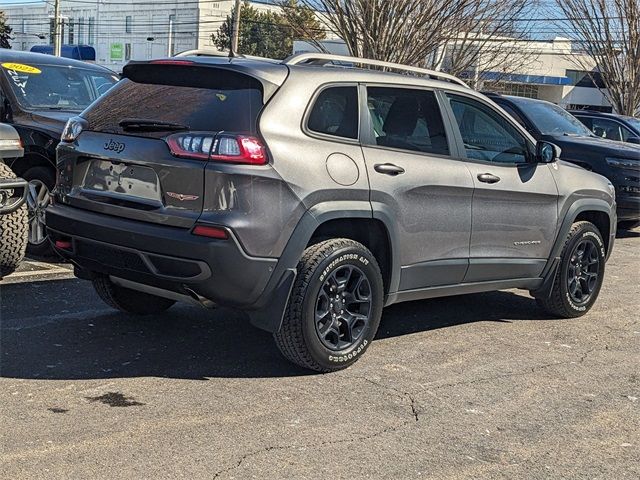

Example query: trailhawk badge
[167,192,200,201]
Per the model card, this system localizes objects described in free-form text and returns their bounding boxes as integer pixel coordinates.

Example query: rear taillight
[211,135,267,165]
[61,116,87,142]
[166,133,213,160]
[165,133,267,165]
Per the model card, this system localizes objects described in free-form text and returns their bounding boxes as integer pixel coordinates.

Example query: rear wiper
[119,119,189,132]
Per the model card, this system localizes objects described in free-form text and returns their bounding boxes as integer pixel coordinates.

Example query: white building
[4,0,281,71]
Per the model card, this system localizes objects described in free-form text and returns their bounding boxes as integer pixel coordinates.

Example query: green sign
[110,43,123,61]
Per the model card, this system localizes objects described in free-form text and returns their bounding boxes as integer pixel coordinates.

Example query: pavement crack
[211,420,411,479]
[351,376,421,422]
[435,347,603,390]
[211,376,422,478]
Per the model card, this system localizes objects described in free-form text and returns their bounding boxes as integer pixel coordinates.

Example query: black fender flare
[247,200,399,333]
[534,198,614,298]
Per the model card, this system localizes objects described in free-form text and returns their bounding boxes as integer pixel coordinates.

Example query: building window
[88,17,95,45]
[125,43,132,61]
[68,18,74,44]
[78,17,84,44]
[483,82,539,99]
[566,70,605,89]
[125,16,132,34]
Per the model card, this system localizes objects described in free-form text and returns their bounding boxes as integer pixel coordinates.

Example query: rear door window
[307,86,359,140]
[82,66,264,138]
[365,87,449,156]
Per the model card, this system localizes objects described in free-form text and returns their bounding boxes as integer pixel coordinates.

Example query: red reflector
[55,240,72,250]
[192,225,229,239]
[150,59,194,66]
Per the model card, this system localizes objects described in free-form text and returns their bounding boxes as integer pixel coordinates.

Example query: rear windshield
[82,66,264,138]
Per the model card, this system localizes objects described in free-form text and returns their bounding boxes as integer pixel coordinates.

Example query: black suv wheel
[274,239,384,372]
[537,221,606,318]
[93,276,176,315]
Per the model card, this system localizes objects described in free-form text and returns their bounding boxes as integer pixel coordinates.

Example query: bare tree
[556,0,640,115]
[431,0,539,89]
[293,0,473,67]
[286,0,537,89]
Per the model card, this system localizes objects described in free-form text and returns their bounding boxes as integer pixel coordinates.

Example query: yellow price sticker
[1,63,42,74]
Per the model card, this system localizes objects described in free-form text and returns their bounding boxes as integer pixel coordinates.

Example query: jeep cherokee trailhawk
[47,53,617,372]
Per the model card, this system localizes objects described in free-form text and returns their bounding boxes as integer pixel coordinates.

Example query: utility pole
[230,0,242,56]
[53,0,62,56]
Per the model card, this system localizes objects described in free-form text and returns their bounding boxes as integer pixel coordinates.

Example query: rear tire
[536,221,606,318]
[0,162,28,277]
[92,276,176,315]
[274,239,384,372]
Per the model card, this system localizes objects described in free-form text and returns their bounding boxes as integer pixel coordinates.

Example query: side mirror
[536,141,560,163]
[627,136,640,145]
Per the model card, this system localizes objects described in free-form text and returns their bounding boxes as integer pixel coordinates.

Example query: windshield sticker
[1,63,41,75]
[4,68,30,98]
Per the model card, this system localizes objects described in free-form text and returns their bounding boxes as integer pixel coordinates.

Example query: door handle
[477,173,501,184]
[374,163,405,176]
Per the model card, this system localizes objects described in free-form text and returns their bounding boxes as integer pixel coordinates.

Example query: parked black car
[486,93,640,229]
[569,110,640,145]
[0,50,118,255]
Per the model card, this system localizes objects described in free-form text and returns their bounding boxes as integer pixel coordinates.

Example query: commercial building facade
[4,0,279,71]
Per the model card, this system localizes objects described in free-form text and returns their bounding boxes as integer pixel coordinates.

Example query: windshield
[2,62,118,111]
[512,98,594,137]
[624,116,640,133]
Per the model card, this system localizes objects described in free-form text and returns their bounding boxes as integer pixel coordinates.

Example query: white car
[0,123,27,278]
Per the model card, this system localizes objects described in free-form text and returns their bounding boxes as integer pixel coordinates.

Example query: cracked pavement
[1,230,638,479]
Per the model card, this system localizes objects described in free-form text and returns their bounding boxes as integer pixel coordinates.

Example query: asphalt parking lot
[1,230,638,479]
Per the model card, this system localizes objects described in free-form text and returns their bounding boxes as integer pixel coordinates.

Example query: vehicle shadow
[1,286,547,381]
[616,228,640,239]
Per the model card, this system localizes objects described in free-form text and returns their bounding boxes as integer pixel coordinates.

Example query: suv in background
[486,94,640,230]
[0,50,118,255]
[569,110,640,145]
[48,54,616,372]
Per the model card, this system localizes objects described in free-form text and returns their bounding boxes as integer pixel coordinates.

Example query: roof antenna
[229,0,242,58]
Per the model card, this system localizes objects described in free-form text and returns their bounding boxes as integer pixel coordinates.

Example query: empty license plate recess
[82,160,161,203]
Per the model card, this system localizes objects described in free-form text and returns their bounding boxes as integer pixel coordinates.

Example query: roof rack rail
[174,49,229,58]
[283,53,469,88]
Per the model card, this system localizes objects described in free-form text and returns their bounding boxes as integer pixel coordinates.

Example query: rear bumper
[45,204,278,309]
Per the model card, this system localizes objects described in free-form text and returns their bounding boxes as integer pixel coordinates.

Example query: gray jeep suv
[47,53,617,372]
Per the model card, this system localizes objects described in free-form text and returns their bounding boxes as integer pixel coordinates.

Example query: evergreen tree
[212,1,325,59]
[0,11,12,49]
